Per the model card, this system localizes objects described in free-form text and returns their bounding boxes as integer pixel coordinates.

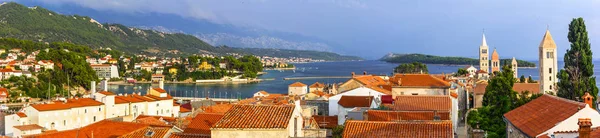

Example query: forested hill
[0,2,361,61]
[380,53,536,67]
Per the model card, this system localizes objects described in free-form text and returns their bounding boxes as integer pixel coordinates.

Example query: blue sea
[107,60,595,98]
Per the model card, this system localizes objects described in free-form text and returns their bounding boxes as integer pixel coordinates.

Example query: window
[549,76,552,81]
[412,93,418,95]
[156,103,159,107]
[64,120,66,126]
[550,85,553,90]
[546,52,554,58]
[401,92,405,95]
[549,68,552,73]
[93,116,96,122]
[482,49,487,54]
[99,107,101,111]
[85,109,87,113]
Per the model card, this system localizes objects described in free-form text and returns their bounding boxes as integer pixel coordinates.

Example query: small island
[380,53,536,67]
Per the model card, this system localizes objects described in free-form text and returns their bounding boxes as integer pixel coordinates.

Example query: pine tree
[519,75,526,83]
[557,17,598,107]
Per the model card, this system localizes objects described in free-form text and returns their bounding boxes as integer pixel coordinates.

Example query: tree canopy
[394,62,428,74]
[557,17,598,108]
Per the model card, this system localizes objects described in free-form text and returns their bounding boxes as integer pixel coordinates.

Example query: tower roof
[481,33,488,47]
[539,30,557,48]
[511,57,517,64]
[491,49,499,60]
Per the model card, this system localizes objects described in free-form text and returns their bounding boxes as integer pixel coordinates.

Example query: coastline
[107,78,272,85]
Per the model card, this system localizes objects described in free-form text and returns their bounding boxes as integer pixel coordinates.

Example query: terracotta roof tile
[367,110,450,121]
[309,82,325,88]
[312,115,338,129]
[389,74,451,88]
[16,112,27,118]
[202,104,233,114]
[503,94,586,137]
[26,120,149,138]
[97,91,115,96]
[289,82,307,87]
[310,91,326,96]
[353,75,387,86]
[169,133,210,138]
[591,127,600,137]
[338,96,374,108]
[180,106,191,113]
[135,117,171,127]
[30,98,104,111]
[152,88,167,93]
[115,94,147,103]
[184,113,224,135]
[145,94,173,101]
[120,126,171,138]
[391,96,451,111]
[136,115,180,124]
[13,124,44,131]
[213,104,295,129]
[513,83,541,94]
[342,120,453,138]
[473,83,487,95]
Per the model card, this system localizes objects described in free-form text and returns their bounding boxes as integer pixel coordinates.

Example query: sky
[12,0,600,60]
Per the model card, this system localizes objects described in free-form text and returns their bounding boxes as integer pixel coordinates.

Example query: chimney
[159,80,164,89]
[363,71,367,75]
[578,118,592,138]
[101,80,108,91]
[90,81,96,97]
[397,78,402,86]
[351,72,355,77]
[433,110,441,121]
[583,92,594,108]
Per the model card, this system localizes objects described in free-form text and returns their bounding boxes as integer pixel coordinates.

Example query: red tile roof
[513,83,541,94]
[152,88,167,93]
[120,127,171,138]
[13,124,44,131]
[367,110,450,121]
[213,104,295,129]
[16,112,27,118]
[389,74,451,88]
[338,96,374,108]
[390,96,452,111]
[169,133,210,138]
[503,94,586,137]
[591,127,600,138]
[309,82,325,88]
[136,115,181,124]
[342,120,453,138]
[184,113,224,135]
[115,94,148,103]
[30,98,104,111]
[202,104,233,114]
[97,91,115,96]
[180,106,191,113]
[135,117,171,127]
[353,75,387,86]
[25,120,149,138]
[312,115,338,129]
[289,82,307,87]
[145,94,173,101]
[473,83,487,95]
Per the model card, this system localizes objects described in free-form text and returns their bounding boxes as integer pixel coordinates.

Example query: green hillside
[381,53,536,67]
[0,2,361,60]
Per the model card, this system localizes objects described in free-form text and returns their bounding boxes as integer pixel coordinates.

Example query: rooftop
[13,124,44,131]
[213,104,295,129]
[338,96,374,108]
[389,96,452,111]
[503,94,586,137]
[367,110,450,121]
[312,115,338,129]
[30,98,104,111]
[289,82,307,87]
[184,113,224,135]
[342,120,453,138]
[389,74,451,88]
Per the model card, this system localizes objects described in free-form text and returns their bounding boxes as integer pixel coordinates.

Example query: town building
[336,96,378,125]
[337,73,388,93]
[253,90,270,97]
[198,60,213,70]
[25,120,174,138]
[0,87,8,102]
[309,82,325,92]
[479,33,490,73]
[472,82,540,108]
[384,95,457,131]
[491,48,500,73]
[503,93,600,138]
[465,65,478,77]
[151,74,165,83]
[539,29,558,94]
[389,74,451,96]
[288,82,308,95]
[90,64,119,79]
[210,104,305,138]
[4,82,180,137]
[328,87,388,116]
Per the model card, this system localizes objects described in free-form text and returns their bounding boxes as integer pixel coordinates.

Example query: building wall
[505,122,529,138]
[4,114,25,136]
[309,87,323,92]
[288,86,307,96]
[328,88,385,116]
[113,103,130,118]
[479,45,489,73]
[391,87,448,96]
[211,129,289,138]
[474,94,484,108]
[13,129,41,138]
[539,47,557,93]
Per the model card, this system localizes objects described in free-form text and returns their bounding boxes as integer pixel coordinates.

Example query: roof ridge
[543,94,586,106]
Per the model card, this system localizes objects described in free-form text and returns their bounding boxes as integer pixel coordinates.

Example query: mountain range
[0,2,361,61]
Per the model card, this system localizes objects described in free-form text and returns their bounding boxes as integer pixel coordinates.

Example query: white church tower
[479,33,489,73]
[539,29,558,93]
[511,57,518,79]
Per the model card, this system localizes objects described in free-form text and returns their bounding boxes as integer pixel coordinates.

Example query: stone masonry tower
[479,33,489,73]
[491,48,500,73]
[539,29,558,93]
